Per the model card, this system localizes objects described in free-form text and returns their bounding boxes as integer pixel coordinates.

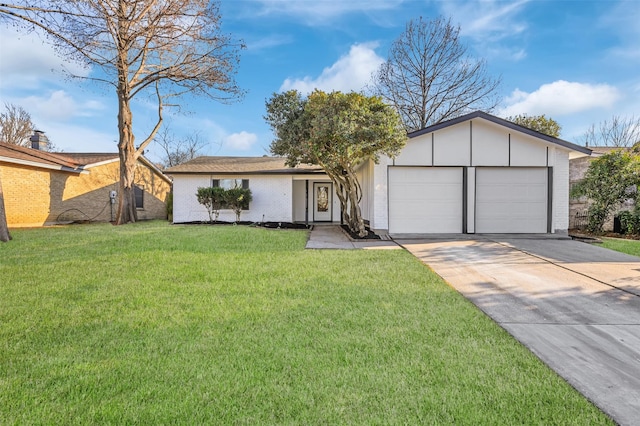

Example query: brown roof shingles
[164,156,324,175]
[61,153,119,165]
[0,142,81,170]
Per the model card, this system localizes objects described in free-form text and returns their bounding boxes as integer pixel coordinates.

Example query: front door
[313,182,332,222]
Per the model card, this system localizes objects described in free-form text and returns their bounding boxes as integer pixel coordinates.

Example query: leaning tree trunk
[325,166,366,238]
[0,170,12,242]
[115,79,138,225]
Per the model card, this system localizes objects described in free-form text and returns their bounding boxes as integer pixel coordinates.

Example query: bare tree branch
[372,16,501,132]
[582,115,640,148]
[0,103,34,146]
[0,0,244,224]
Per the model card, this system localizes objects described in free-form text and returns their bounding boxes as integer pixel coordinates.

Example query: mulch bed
[340,225,381,240]
[175,220,311,230]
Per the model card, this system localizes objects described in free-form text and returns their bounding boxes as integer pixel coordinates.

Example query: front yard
[0,222,610,424]
[601,237,640,257]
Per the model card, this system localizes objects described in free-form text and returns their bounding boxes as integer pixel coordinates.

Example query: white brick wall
[173,174,293,223]
[371,156,390,231]
[553,148,570,233]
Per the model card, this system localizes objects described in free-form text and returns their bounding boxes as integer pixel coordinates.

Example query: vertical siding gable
[510,132,549,166]
[471,119,510,166]
[394,133,432,166]
[433,121,471,166]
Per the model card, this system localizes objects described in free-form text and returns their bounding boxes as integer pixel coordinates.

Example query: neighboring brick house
[0,140,171,227]
[569,147,633,230]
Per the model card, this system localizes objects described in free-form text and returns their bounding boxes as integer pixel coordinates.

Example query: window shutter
[242,179,249,189]
[212,179,220,187]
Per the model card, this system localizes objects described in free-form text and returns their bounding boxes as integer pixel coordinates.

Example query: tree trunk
[325,167,366,238]
[0,170,12,242]
[114,58,138,225]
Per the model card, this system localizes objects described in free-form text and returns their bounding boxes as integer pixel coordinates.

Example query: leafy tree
[372,16,501,132]
[265,90,406,237]
[0,103,34,146]
[196,186,227,222]
[582,115,640,148]
[225,187,252,222]
[506,114,561,138]
[1,1,244,225]
[571,150,639,233]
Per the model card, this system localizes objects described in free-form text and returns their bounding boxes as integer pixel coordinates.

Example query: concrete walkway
[305,225,401,250]
[397,236,640,425]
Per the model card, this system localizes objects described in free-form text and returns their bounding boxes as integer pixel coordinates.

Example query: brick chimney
[30,130,49,151]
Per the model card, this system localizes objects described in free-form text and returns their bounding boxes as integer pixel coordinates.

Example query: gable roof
[61,153,119,166]
[407,111,592,155]
[0,142,83,172]
[165,156,324,175]
[0,143,170,183]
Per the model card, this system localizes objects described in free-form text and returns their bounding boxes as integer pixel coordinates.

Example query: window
[134,185,144,209]
[212,178,249,190]
[212,179,250,210]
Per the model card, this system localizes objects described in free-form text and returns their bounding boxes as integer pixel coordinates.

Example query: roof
[0,142,83,172]
[164,156,325,175]
[407,111,592,155]
[61,153,119,165]
[588,146,631,155]
[0,143,170,183]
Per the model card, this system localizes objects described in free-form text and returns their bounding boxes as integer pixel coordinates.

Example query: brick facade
[2,159,170,227]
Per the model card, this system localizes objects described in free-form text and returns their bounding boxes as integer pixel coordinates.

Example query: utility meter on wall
[110,190,117,203]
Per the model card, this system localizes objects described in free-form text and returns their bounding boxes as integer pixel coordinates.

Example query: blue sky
[1,0,639,165]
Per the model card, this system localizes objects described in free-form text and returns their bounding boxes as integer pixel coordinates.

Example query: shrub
[571,150,639,233]
[618,210,640,235]
[196,186,227,222]
[166,191,173,221]
[225,187,252,222]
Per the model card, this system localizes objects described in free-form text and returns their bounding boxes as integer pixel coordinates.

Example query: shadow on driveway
[398,237,640,426]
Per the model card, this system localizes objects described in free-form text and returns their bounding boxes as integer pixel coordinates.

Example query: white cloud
[224,131,257,151]
[0,27,89,89]
[246,34,294,51]
[279,43,384,94]
[43,123,116,153]
[20,90,106,122]
[500,80,621,117]
[439,0,529,41]
[252,0,404,25]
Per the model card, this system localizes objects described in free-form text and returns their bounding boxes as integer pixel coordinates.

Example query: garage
[388,167,463,234]
[475,167,548,233]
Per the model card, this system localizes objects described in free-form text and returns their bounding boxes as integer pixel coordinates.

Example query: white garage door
[476,168,548,233]
[389,167,463,233]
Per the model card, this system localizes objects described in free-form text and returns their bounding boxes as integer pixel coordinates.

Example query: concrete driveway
[397,236,640,426]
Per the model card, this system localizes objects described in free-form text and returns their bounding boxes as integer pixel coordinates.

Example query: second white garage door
[475,167,548,233]
[389,167,463,233]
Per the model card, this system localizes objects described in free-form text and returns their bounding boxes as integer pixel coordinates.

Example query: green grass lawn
[1,222,611,424]
[601,237,640,257]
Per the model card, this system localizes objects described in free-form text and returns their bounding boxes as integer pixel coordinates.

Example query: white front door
[313,182,332,222]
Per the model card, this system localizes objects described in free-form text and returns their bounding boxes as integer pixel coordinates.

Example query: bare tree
[0,103,34,146]
[582,115,640,148]
[0,1,244,224]
[372,16,501,132]
[155,127,208,169]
